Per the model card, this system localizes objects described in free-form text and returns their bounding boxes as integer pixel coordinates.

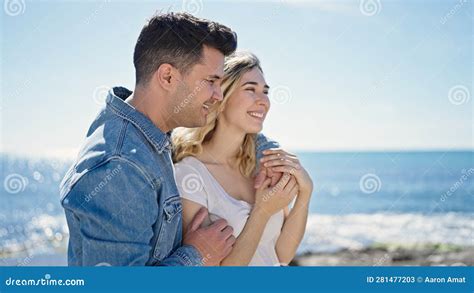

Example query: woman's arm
[219,205,271,266]
[220,174,297,266]
[260,148,314,265]
[181,199,213,232]
[183,174,297,266]
[183,198,270,266]
[275,192,311,265]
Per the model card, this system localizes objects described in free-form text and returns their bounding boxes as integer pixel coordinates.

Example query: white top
[174,156,284,266]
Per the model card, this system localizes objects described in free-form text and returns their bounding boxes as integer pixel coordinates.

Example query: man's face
[170,45,225,128]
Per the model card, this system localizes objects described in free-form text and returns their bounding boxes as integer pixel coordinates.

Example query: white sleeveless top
[174,156,284,266]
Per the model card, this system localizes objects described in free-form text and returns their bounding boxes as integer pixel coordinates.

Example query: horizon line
[1,148,473,161]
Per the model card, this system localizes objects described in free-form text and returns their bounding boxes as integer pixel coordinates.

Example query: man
[60,12,278,266]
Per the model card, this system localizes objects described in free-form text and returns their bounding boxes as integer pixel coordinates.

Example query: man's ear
[153,63,178,91]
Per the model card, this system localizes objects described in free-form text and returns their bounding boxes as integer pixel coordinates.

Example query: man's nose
[212,86,224,102]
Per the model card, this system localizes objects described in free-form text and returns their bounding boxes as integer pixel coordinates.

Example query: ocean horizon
[1,150,473,263]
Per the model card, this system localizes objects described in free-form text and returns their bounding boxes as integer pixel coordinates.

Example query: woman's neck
[201,121,245,166]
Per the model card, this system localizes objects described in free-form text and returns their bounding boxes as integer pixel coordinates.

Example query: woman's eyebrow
[242,81,270,88]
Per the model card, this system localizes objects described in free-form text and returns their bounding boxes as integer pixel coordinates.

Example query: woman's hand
[254,173,298,216]
[254,165,283,189]
[260,149,313,198]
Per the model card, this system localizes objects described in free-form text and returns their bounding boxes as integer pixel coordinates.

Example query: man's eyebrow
[242,81,270,89]
[207,74,222,80]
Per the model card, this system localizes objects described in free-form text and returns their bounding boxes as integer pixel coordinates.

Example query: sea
[1,151,473,263]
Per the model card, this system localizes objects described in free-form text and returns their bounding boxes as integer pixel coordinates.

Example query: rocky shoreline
[1,243,472,267]
[291,243,473,266]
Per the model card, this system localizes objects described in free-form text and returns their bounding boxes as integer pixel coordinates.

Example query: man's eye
[207,80,215,84]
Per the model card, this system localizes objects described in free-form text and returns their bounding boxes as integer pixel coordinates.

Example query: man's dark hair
[133,12,237,85]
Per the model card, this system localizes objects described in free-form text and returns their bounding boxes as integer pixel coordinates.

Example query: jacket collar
[106,86,171,153]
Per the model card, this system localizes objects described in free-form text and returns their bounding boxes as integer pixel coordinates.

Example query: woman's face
[220,67,270,134]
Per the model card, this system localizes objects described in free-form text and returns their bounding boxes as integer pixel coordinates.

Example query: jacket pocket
[153,196,182,261]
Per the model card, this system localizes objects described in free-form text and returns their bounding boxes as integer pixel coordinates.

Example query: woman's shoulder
[175,155,202,168]
[174,156,206,178]
[174,156,211,206]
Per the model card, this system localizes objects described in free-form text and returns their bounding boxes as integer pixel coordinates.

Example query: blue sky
[1,0,472,158]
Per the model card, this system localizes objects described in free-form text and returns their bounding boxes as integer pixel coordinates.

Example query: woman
[172,51,313,266]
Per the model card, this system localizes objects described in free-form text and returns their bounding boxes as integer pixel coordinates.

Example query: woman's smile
[247,111,265,122]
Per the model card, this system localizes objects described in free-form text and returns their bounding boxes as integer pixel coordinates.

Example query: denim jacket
[60,86,279,266]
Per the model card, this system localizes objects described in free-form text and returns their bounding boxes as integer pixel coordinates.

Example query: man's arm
[255,133,282,188]
[62,159,202,266]
[255,133,279,162]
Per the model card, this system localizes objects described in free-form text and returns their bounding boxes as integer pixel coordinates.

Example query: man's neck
[126,87,173,133]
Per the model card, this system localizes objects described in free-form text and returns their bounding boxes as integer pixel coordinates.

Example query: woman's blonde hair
[172,51,263,177]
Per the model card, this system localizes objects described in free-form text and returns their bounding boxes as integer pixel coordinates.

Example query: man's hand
[254,165,283,189]
[183,207,236,266]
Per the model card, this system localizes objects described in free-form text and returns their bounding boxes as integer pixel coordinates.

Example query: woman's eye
[263,91,269,95]
[207,80,215,85]
[245,88,255,92]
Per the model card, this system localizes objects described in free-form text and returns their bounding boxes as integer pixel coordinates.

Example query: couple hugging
[60,11,313,266]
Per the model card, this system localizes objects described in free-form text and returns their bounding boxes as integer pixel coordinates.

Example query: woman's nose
[257,93,270,108]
